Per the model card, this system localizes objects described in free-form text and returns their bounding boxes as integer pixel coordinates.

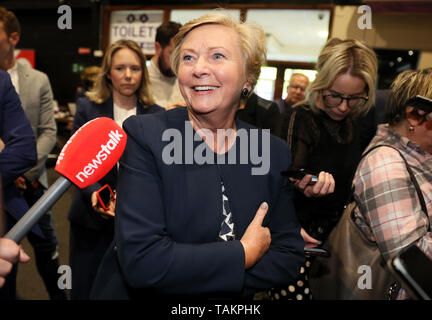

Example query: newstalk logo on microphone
[75,130,124,183]
[55,117,127,189]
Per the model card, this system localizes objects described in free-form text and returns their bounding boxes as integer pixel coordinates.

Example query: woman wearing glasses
[269,38,377,301]
[287,38,377,244]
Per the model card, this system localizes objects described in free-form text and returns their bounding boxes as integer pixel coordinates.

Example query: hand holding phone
[304,247,330,257]
[93,184,116,217]
[281,168,318,184]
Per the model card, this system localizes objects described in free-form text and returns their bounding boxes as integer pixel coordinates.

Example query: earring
[409,125,414,132]
[241,88,249,98]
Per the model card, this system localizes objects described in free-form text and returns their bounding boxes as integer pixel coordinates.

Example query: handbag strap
[359,144,430,232]
[287,109,297,148]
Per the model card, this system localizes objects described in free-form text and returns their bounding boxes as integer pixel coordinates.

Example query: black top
[236,92,281,137]
[288,104,366,241]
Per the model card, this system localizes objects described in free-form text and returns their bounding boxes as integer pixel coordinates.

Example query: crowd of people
[0,7,431,301]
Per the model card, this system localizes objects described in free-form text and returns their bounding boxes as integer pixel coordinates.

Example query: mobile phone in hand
[281,168,318,184]
[304,247,330,257]
[96,184,115,211]
[389,244,432,300]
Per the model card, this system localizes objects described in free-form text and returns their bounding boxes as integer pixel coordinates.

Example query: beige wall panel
[418,51,432,68]
[332,5,432,51]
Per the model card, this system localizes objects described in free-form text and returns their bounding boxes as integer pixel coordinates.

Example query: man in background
[0,7,66,300]
[275,73,310,141]
[148,21,185,109]
[275,73,310,114]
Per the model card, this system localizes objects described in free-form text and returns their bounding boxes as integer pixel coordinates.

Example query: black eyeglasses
[322,92,368,109]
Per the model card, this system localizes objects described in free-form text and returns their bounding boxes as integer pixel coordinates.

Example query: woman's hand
[14,176,27,190]
[292,171,335,198]
[301,228,321,248]
[240,202,271,269]
[91,191,115,219]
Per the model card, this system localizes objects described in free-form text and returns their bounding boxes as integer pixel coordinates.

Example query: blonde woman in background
[68,39,163,300]
[273,38,378,300]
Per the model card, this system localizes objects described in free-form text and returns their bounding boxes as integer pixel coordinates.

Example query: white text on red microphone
[75,130,124,183]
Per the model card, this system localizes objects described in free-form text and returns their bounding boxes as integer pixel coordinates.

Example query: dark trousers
[27,211,68,300]
[69,223,113,300]
[23,180,67,300]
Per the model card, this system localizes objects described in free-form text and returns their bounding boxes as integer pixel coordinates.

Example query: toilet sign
[109,10,163,55]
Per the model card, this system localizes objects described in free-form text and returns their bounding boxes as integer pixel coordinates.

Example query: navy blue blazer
[92,107,304,298]
[67,96,164,230]
[0,71,37,226]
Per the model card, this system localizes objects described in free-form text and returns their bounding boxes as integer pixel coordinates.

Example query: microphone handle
[5,176,71,243]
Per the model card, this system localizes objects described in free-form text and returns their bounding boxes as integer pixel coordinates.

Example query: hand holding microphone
[5,117,127,243]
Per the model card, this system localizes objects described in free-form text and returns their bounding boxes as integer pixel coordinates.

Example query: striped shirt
[353,124,432,298]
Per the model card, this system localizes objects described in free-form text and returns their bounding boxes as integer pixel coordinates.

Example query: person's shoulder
[0,71,14,102]
[76,95,94,108]
[292,103,312,114]
[250,93,279,113]
[17,59,48,80]
[237,119,289,153]
[0,69,10,85]
[0,69,8,79]
[125,106,184,132]
[291,104,316,122]
[145,103,165,114]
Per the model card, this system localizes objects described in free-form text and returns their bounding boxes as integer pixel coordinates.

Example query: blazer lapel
[100,96,114,118]
[16,61,30,110]
[136,100,145,115]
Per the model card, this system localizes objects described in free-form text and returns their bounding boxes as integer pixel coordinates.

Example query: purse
[309,144,430,300]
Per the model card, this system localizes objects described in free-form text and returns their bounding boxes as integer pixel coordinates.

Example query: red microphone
[5,117,127,242]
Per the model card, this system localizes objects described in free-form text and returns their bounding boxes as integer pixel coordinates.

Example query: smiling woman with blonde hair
[91,11,304,300]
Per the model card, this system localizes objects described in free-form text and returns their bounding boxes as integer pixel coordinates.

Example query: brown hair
[0,7,20,36]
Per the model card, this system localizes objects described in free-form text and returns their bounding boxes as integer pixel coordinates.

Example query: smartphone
[96,184,115,211]
[389,245,432,300]
[304,246,330,257]
[281,168,318,184]
[406,95,432,114]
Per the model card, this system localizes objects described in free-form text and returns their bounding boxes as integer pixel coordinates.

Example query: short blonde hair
[87,39,154,106]
[305,38,378,117]
[171,11,266,99]
[386,68,432,125]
